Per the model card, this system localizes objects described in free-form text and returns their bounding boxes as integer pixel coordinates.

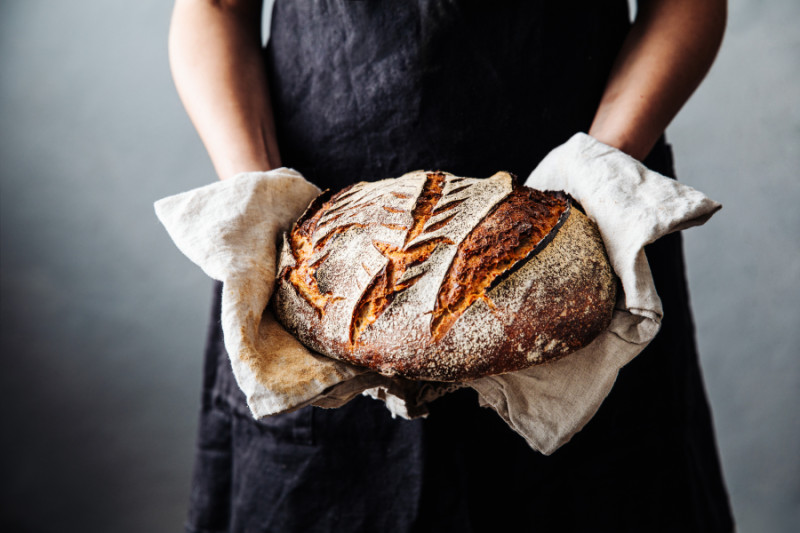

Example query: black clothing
[185,1,734,531]
[266,0,631,190]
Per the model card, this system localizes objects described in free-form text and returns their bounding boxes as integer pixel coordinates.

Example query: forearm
[589,0,727,160]
[168,0,281,180]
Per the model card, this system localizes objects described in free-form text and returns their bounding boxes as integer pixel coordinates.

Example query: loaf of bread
[272,170,616,382]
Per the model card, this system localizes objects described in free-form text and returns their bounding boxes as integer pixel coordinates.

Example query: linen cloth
[156,133,720,454]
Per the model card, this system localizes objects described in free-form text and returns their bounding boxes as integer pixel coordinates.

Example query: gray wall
[0,1,797,532]
[670,1,800,531]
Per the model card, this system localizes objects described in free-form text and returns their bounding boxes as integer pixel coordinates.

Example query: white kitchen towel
[469,133,721,453]
[155,168,455,419]
[156,169,363,415]
[155,133,720,454]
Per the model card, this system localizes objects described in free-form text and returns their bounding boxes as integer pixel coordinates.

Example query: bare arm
[168,0,281,180]
[589,0,727,161]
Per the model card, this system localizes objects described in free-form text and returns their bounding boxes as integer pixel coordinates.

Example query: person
[169,1,734,531]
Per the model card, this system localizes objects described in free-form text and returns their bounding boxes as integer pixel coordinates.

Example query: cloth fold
[155,133,720,454]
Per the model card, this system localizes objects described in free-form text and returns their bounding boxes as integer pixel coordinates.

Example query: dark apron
[185,2,734,531]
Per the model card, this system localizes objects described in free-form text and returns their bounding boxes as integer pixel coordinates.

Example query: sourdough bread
[273,170,616,381]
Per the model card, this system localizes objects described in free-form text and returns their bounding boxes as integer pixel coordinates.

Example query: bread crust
[273,171,616,381]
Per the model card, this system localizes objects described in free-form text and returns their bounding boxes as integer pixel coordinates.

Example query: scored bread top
[273,170,615,381]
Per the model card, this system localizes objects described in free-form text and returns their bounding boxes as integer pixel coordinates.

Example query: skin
[589,0,728,160]
[169,0,280,180]
[168,0,727,179]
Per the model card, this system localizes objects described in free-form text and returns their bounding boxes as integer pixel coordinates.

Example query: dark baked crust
[273,171,616,381]
[431,186,569,339]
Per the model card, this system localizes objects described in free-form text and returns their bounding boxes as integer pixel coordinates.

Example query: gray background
[1,1,797,532]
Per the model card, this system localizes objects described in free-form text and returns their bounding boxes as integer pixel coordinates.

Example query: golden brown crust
[431,187,568,340]
[273,171,616,381]
[351,172,450,343]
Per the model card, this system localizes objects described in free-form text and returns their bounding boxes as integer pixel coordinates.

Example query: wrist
[211,135,282,181]
[588,119,658,162]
